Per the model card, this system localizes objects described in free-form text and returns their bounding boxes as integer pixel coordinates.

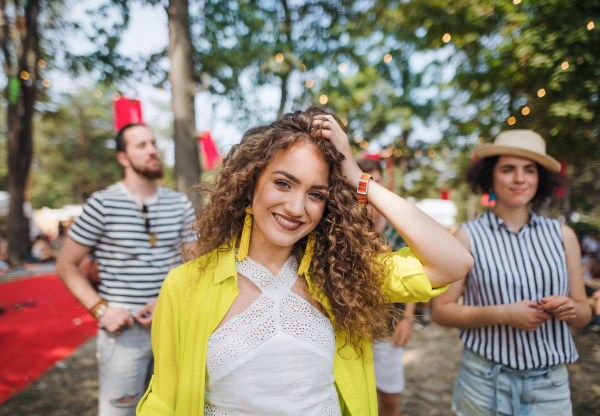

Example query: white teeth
[275,214,300,227]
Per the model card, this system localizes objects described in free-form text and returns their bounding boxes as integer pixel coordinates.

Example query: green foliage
[30,88,122,208]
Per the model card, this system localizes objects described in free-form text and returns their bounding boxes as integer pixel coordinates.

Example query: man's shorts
[373,340,405,394]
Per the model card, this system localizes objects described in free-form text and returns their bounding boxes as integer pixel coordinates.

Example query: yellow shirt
[137,239,447,416]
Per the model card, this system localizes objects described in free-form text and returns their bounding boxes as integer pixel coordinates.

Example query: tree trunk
[166,0,201,198]
[592,171,600,224]
[277,72,288,120]
[276,0,291,120]
[4,0,40,264]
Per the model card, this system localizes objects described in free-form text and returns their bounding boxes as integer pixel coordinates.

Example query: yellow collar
[213,235,239,284]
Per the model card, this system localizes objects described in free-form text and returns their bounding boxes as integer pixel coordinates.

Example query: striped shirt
[69,182,196,313]
[461,210,578,370]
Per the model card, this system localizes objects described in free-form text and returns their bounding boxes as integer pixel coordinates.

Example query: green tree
[30,88,122,209]
[396,0,599,217]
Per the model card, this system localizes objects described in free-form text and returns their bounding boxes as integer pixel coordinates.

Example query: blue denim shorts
[453,347,572,416]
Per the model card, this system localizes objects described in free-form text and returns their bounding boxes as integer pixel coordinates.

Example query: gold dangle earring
[237,207,253,262]
[298,231,316,276]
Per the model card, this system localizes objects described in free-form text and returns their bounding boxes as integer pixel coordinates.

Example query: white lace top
[204,253,341,416]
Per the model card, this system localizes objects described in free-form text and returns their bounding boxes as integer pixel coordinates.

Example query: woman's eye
[309,192,325,200]
[275,180,291,189]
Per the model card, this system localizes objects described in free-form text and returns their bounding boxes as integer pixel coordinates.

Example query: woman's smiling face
[251,142,330,249]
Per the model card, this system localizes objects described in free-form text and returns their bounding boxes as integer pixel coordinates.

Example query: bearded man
[57,124,196,416]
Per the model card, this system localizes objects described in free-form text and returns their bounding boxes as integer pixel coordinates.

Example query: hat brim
[475,145,561,173]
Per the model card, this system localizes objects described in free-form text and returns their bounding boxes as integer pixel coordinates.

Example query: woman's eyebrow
[272,170,328,190]
[273,170,300,184]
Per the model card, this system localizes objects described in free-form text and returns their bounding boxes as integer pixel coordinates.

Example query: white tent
[414,199,458,229]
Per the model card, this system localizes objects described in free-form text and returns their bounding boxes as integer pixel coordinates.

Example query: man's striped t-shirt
[68,182,196,313]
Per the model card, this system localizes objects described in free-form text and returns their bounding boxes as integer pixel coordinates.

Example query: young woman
[432,130,591,416]
[137,107,473,416]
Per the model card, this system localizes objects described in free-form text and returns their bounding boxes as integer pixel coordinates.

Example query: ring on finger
[558,305,562,311]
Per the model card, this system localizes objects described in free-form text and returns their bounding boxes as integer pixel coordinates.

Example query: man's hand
[538,295,577,321]
[135,298,158,328]
[392,319,413,348]
[501,300,552,332]
[99,307,134,335]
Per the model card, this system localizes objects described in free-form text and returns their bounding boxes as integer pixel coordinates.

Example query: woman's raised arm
[314,114,473,288]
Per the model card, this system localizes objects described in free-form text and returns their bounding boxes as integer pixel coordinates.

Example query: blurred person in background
[30,234,57,262]
[432,130,591,416]
[57,124,196,416]
[358,157,414,416]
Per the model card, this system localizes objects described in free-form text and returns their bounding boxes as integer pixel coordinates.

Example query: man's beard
[128,157,164,179]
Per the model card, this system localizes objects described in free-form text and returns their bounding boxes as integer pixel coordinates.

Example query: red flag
[198,131,220,169]
[554,159,567,199]
[113,96,144,131]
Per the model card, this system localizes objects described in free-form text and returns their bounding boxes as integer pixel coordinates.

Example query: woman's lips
[510,188,528,194]
[272,213,304,231]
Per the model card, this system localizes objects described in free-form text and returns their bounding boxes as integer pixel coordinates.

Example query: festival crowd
[55,107,595,416]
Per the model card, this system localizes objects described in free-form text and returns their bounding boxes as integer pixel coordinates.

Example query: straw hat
[474,130,560,173]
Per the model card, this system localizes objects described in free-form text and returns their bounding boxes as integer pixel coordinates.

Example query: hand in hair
[313,115,363,188]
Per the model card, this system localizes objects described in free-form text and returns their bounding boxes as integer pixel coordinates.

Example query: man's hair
[357,158,383,175]
[115,124,146,153]
[466,156,561,204]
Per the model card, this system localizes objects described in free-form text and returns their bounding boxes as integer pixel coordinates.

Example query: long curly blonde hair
[192,106,393,354]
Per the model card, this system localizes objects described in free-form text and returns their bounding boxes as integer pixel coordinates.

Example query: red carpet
[0,274,97,405]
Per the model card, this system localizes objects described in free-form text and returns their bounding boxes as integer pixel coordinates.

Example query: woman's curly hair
[466,156,561,204]
[192,106,393,354]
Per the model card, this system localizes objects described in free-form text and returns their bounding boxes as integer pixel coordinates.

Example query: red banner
[198,131,220,169]
[113,96,144,131]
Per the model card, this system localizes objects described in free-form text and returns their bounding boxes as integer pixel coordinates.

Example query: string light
[508,116,516,125]
[384,54,392,63]
[300,64,306,71]
[538,88,546,97]
[42,78,51,87]
[442,33,451,43]
[354,135,363,143]
[513,0,521,4]
[68,86,76,94]
[522,106,530,115]
[588,22,594,30]
[38,59,46,68]
[319,94,328,104]
[414,150,423,158]
[275,53,284,63]
[561,61,569,70]
[360,141,368,149]
[94,89,102,98]
[428,149,436,158]
[442,147,451,156]
[393,149,402,157]
[341,119,348,126]
[351,145,357,153]
[338,63,346,72]
[306,79,314,88]
[20,71,29,80]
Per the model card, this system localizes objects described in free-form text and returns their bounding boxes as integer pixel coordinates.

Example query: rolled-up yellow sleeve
[381,247,448,303]
[137,272,180,415]
[137,376,175,416]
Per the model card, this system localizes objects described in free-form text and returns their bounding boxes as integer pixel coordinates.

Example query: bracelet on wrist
[90,299,108,321]
[357,173,372,208]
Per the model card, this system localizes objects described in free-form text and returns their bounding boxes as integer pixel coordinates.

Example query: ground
[1,324,599,415]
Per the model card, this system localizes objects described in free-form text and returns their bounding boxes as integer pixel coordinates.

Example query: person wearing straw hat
[432,130,591,416]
